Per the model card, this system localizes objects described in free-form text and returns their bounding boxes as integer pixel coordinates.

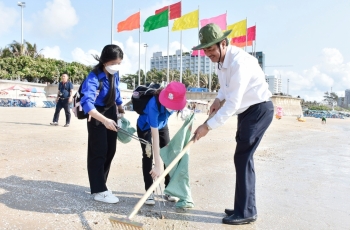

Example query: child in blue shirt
[137,82,187,205]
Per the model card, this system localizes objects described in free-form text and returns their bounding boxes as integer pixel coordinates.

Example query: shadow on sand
[0,176,224,229]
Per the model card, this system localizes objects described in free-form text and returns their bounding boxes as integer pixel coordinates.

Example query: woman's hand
[150,165,162,180]
[103,118,118,131]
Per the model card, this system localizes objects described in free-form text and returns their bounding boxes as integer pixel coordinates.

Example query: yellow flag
[227,19,247,38]
[172,10,198,31]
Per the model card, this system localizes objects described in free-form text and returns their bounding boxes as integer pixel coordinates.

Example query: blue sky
[1,0,349,100]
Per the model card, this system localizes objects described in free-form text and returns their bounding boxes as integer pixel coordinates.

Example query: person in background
[80,44,125,204]
[50,73,73,127]
[137,82,187,205]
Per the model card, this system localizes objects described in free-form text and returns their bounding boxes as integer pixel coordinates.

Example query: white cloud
[0,2,19,36]
[274,48,350,101]
[33,0,78,37]
[41,46,61,59]
[71,48,99,66]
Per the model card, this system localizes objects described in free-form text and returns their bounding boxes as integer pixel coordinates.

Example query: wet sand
[0,107,349,230]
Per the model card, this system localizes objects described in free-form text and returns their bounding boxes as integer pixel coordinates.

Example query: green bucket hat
[192,23,231,50]
[117,117,137,144]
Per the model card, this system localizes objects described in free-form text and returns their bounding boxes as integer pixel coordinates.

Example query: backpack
[72,70,103,120]
[131,85,161,115]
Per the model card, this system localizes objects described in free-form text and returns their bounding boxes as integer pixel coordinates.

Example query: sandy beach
[0,107,349,230]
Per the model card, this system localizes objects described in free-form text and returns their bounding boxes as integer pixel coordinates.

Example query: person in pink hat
[136,81,187,206]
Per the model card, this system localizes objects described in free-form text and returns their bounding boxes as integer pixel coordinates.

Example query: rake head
[109,216,143,229]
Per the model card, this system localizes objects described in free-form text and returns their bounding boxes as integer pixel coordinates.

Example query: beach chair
[42,101,50,108]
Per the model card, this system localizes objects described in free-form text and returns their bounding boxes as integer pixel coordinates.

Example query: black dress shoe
[224,208,235,216]
[222,214,257,225]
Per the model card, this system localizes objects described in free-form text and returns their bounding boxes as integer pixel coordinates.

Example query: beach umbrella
[5,85,26,99]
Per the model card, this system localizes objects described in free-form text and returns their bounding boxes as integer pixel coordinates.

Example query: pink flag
[191,49,205,57]
[200,13,226,30]
[247,26,256,41]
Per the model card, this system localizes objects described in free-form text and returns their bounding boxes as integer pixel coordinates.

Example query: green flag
[160,113,195,209]
[143,9,169,32]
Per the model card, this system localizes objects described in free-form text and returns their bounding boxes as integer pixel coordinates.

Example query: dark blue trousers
[233,101,274,218]
[52,98,71,124]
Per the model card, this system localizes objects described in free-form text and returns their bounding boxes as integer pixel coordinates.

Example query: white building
[265,75,282,94]
[150,50,215,74]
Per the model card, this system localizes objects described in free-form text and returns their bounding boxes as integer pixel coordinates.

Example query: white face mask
[105,64,120,75]
[166,108,174,113]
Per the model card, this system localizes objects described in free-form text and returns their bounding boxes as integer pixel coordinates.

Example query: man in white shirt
[193,23,274,225]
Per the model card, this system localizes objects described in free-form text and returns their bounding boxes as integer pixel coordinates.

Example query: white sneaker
[165,194,179,202]
[94,191,119,204]
[144,193,155,205]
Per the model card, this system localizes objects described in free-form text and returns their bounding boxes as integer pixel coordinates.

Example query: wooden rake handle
[128,99,225,220]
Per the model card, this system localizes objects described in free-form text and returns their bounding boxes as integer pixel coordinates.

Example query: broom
[109,100,225,229]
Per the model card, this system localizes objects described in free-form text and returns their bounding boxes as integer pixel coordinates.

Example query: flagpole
[167,6,170,84]
[245,17,247,51]
[180,31,183,83]
[138,9,141,86]
[179,1,183,83]
[111,0,114,44]
[197,5,200,88]
[254,23,257,57]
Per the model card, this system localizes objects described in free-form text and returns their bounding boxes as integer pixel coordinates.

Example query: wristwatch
[205,122,212,130]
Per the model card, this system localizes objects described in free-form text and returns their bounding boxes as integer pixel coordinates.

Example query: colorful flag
[231,26,256,47]
[200,13,226,30]
[172,10,198,31]
[191,49,205,57]
[247,25,256,41]
[143,10,168,32]
[155,1,181,20]
[227,19,247,38]
[117,12,140,32]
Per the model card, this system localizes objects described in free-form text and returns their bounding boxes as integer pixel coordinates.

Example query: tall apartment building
[265,75,282,94]
[150,50,215,74]
[249,51,265,72]
[345,89,350,108]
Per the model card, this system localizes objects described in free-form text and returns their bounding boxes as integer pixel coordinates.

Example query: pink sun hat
[159,82,187,110]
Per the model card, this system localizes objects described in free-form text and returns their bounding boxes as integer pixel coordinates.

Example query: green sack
[117,117,137,144]
[160,113,195,209]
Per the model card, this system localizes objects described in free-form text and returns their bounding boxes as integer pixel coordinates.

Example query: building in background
[150,50,215,74]
[249,51,265,72]
[345,89,350,108]
[265,75,282,94]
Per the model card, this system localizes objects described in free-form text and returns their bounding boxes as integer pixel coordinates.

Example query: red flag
[247,26,256,41]
[155,1,181,20]
[231,26,256,47]
[117,12,140,32]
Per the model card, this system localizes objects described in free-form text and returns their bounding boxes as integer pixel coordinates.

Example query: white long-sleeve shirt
[207,45,272,130]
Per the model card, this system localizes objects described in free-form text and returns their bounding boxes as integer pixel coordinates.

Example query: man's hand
[55,97,59,103]
[68,97,73,103]
[209,98,221,115]
[193,124,209,142]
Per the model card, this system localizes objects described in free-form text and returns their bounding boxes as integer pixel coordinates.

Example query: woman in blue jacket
[137,82,187,205]
[80,44,124,204]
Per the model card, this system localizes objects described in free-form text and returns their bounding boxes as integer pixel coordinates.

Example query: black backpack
[72,70,103,119]
[131,85,161,115]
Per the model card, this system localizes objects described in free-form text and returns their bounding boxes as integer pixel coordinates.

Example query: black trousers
[87,105,117,194]
[53,98,71,124]
[233,101,274,218]
[137,125,170,191]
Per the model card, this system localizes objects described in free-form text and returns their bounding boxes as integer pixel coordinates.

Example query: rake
[109,100,225,229]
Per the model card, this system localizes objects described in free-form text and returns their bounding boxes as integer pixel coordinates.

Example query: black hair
[92,44,124,108]
[216,38,229,70]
